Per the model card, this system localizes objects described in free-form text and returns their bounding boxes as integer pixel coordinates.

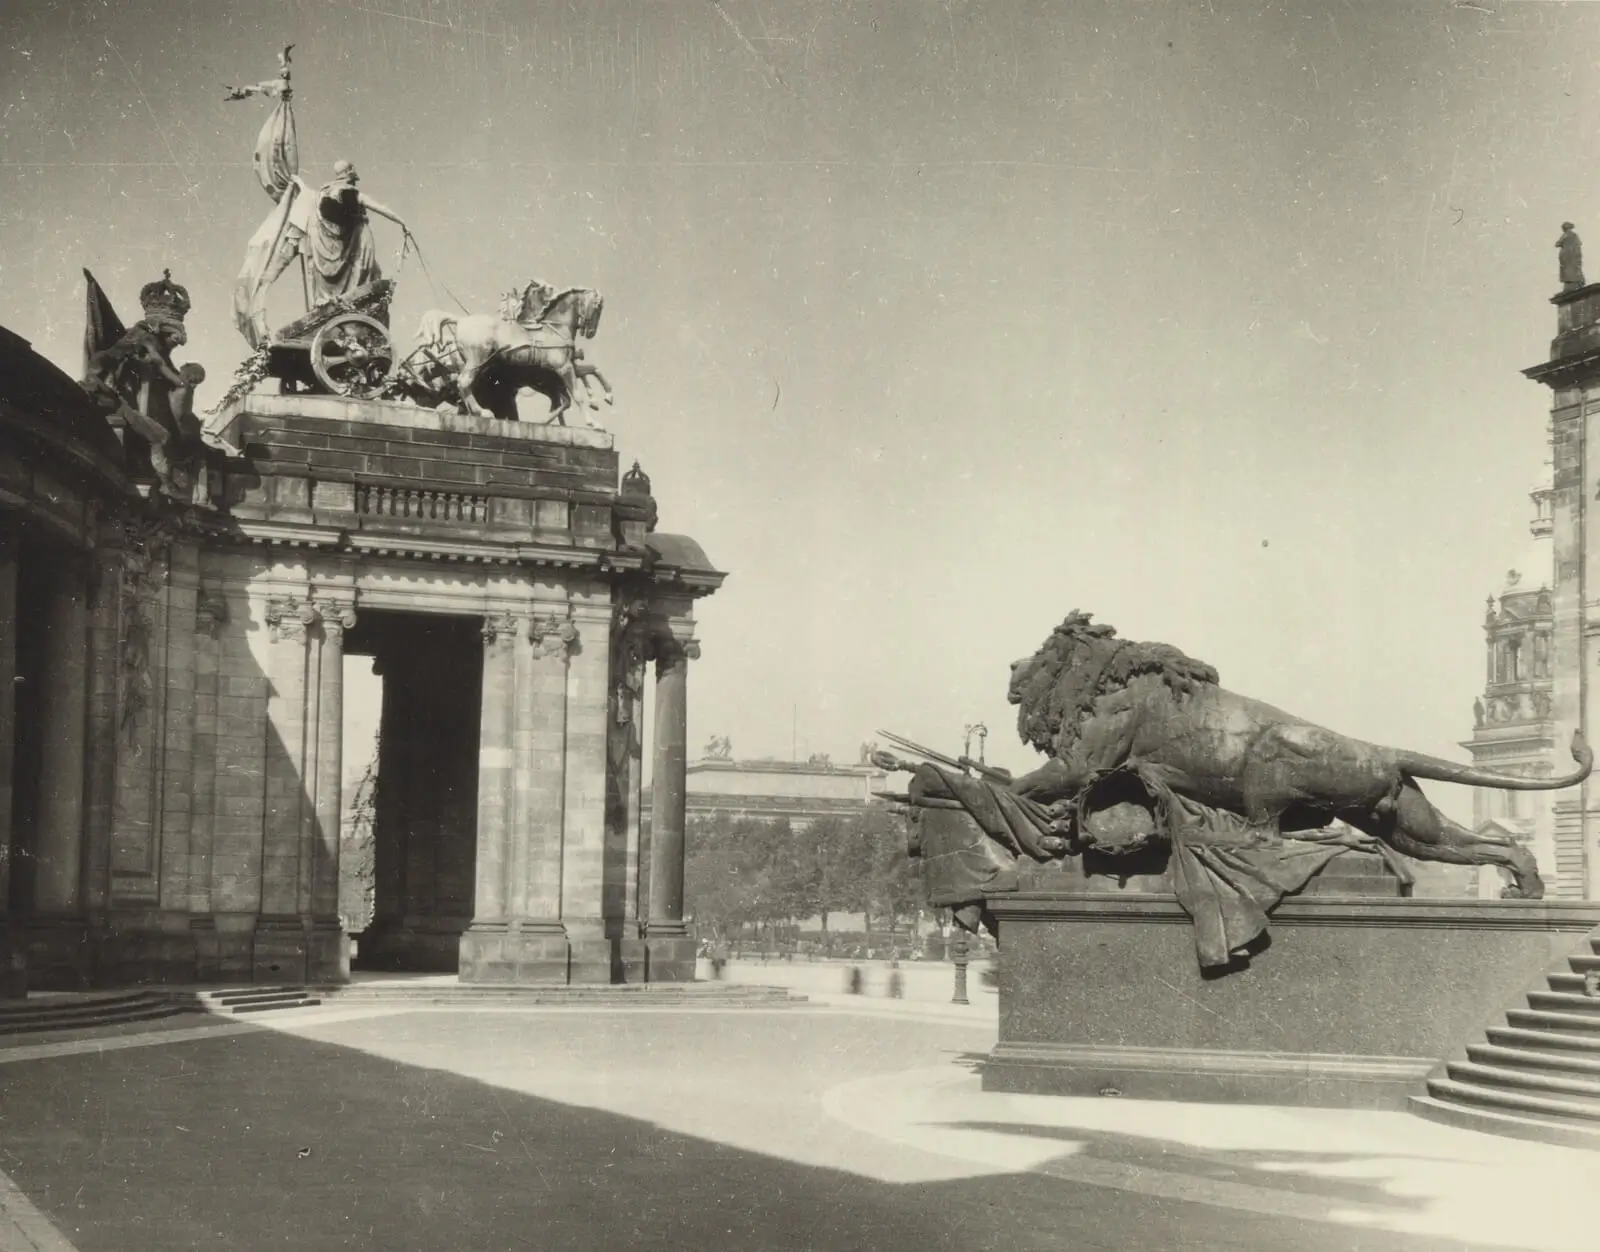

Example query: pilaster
[460,611,523,980]
[0,525,17,993]
[255,594,315,982]
[34,552,90,914]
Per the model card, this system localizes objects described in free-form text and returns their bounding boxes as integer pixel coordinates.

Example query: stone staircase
[1410,928,1600,1149]
[189,986,324,1015]
[0,990,201,1036]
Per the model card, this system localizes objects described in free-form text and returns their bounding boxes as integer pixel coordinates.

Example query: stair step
[1409,1094,1600,1150]
[1569,953,1599,973]
[1548,973,1590,993]
[0,991,161,1021]
[1426,1076,1600,1125]
[1486,1025,1600,1055]
[1528,991,1600,1015]
[0,1003,196,1036]
[1468,1042,1600,1077]
[208,990,316,1008]
[1506,1009,1600,1035]
[1447,1060,1600,1103]
[195,986,298,1002]
[230,998,320,1014]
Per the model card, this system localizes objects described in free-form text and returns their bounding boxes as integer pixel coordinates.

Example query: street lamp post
[951,925,970,1005]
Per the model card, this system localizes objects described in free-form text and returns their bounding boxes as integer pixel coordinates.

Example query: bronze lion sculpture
[1003,612,1590,899]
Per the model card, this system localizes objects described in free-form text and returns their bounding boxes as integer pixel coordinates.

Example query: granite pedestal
[983,890,1600,1109]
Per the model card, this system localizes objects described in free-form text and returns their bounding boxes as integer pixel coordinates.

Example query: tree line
[683,807,925,942]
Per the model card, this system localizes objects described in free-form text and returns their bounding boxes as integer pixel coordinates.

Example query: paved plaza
[0,979,1591,1252]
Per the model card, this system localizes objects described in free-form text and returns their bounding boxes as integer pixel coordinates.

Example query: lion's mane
[1011,611,1220,755]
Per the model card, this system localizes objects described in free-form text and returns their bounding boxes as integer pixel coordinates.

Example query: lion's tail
[1399,730,1592,791]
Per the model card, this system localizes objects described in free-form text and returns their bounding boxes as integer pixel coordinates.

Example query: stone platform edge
[205,390,614,450]
[990,892,1600,931]
[984,1041,1434,1110]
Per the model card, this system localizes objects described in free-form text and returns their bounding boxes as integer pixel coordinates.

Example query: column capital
[317,598,358,641]
[530,613,579,659]
[266,597,318,643]
[481,610,522,644]
[653,635,700,672]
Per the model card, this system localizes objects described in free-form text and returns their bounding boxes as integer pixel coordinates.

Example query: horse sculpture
[416,282,605,425]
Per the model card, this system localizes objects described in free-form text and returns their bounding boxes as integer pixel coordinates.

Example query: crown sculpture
[80,268,207,500]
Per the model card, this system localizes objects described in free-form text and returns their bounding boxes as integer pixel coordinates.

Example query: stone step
[193,986,301,1002]
[1468,1042,1600,1078]
[231,997,321,1014]
[1408,1094,1600,1150]
[1486,1025,1600,1055]
[0,991,164,1024]
[206,990,320,1008]
[1548,972,1590,993]
[1570,953,1600,974]
[1505,1009,1600,1035]
[0,1001,197,1037]
[1426,1075,1600,1127]
[323,989,803,1005]
[1528,990,1600,1015]
[1446,1060,1600,1104]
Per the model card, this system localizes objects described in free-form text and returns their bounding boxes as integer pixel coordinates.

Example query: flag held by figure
[227,45,309,346]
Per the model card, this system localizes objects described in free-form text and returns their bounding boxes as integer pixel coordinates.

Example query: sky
[2,0,1596,819]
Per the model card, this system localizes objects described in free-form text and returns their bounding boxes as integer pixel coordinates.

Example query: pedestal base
[15,917,89,990]
[983,892,1600,1109]
[458,922,570,984]
[645,935,697,983]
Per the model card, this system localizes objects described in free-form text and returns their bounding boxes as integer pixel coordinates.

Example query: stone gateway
[1,322,720,990]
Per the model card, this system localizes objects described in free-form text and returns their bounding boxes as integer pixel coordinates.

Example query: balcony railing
[355,484,489,524]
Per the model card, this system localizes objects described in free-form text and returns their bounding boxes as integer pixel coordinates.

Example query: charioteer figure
[308,160,411,307]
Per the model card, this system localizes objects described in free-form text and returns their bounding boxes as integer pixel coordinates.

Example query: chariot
[264,279,460,407]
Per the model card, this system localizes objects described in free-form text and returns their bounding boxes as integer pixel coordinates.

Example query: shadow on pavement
[944,1120,1458,1213]
[0,1025,1473,1252]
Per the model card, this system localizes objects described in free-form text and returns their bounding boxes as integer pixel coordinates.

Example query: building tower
[1521,255,1600,899]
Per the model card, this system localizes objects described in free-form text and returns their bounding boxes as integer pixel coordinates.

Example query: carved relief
[195,593,228,639]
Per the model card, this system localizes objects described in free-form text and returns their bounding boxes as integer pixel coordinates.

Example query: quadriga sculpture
[1003,612,1590,899]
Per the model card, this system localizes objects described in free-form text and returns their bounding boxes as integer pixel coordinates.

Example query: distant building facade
[1465,262,1600,901]
[646,752,891,831]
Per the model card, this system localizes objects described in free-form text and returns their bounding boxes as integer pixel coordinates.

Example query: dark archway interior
[344,610,483,972]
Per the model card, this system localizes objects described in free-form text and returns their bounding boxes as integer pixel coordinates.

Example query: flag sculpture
[228,46,312,347]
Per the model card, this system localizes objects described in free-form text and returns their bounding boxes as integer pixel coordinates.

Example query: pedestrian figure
[887,970,905,999]
[847,966,864,995]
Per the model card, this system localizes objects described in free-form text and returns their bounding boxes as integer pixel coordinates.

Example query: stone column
[645,634,698,980]
[255,596,314,982]
[460,612,518,980]
[34,556,90,915]
[310,601,355,981]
